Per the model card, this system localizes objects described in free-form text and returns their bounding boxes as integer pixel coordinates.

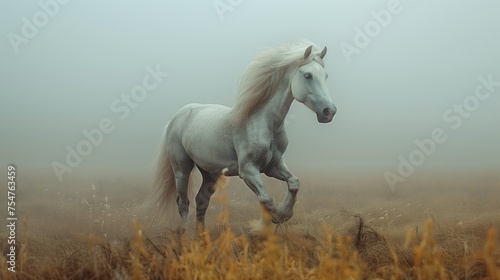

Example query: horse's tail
[151,125,178,212]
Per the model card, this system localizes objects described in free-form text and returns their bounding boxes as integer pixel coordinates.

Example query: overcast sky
[1,0,499,185]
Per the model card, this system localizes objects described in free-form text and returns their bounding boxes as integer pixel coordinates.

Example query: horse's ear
[319,46,327,59]
[303,45,313,59]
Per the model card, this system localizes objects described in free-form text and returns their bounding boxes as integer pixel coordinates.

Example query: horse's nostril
[323,108,331,117]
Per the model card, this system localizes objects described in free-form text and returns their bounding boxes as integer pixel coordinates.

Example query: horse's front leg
[238,164,279,222]
[265,159,299,223]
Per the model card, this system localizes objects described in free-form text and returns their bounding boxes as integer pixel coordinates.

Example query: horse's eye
[304,73,312,79]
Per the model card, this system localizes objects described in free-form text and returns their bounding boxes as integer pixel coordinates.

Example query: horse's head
[290,45,336,123]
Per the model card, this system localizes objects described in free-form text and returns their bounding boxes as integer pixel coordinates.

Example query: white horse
[152,40,337,229]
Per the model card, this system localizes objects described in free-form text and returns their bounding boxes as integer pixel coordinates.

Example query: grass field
[1,171,499,279]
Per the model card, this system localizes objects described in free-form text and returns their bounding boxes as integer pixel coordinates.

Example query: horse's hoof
[271,216,290,224]
[174,227,186,235]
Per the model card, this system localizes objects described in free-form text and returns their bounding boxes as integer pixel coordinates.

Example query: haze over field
[1,0,499,185]
[1,2,500,278]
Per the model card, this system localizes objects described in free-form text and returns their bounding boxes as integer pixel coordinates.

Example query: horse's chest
[260,140,284,167]
[235,125,287,171]
[269,140,284,156]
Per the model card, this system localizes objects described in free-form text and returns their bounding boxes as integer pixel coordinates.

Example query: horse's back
[170,103,231,130]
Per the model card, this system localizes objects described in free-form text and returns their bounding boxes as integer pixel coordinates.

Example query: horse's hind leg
[195,168,219,231]
[170,148,194,227]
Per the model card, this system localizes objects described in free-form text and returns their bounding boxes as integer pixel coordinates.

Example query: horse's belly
[189,140,238,174]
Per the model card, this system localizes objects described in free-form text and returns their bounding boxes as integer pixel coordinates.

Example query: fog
[1,0,499,185]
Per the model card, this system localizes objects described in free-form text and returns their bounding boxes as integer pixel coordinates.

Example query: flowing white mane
[231,39,324,124]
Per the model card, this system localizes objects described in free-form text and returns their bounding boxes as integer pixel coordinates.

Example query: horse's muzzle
[316,107,336,123]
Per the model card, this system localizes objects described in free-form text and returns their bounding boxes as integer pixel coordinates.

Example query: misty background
[1,0,499,186]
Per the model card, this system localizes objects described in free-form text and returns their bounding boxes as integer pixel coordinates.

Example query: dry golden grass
[1,172,499,279]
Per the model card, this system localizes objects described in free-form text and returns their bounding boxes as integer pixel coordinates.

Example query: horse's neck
[258,78,294,132]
